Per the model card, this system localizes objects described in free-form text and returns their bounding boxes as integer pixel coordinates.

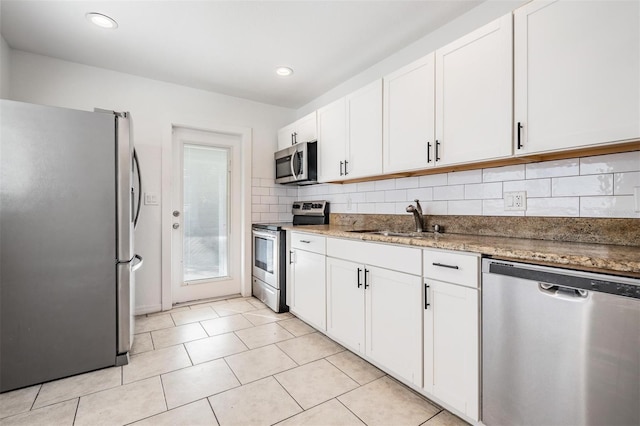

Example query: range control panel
[292,200,329,216]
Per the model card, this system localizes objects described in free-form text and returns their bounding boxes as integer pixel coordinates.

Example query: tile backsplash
[253,151,640,221]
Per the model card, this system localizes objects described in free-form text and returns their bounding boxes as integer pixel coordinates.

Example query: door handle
[435,140,441,162]
[427,142,431,163]
[344,160,349,175]
[432,262,458,270]
[357,268,362,288]
[131,254,144,272]
[517,122,523,149]
[173,223,180,229]
[364,268,370,289]
[340,161,344,176]
[424,283,430,309]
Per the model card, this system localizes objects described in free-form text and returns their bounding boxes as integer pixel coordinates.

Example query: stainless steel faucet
[406,199,424,232]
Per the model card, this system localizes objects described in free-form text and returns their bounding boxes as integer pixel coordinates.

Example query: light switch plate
[504,191,527,211]
[144,192,159,206]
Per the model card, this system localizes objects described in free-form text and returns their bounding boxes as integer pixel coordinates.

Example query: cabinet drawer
[423,248,479,288]
[290,232,326,255]
[327,237,421,276]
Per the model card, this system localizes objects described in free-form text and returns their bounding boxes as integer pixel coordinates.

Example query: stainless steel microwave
[274,141,318,185]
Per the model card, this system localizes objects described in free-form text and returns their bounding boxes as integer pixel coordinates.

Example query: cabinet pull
[435,140,441,162]
[517,122,523,149]
[432,262,459,270]
[364,268,370,289]
[344,160,349,175]
[339,161,344,176]
[427,142,431,163]
[289,250,295,264]
[357,268,362,288]
[291,132,295,146]
[425,283,430,309]
[299,240,311,244]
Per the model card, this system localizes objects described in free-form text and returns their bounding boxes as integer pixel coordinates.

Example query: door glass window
[183,144,229,282]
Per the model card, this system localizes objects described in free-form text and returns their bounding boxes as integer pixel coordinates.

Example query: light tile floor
[0,296,469,426]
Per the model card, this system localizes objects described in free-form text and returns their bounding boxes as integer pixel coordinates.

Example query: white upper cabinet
[383,53,436,173]
[346,79,383,179]
[318,79,383,182]
[277,111,318,150]
[317,97,347,182]
[514,0,640,155]
[435,14,513,165]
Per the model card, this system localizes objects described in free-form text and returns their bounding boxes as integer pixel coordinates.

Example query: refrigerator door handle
[131,254,144,272]
[133,149,142,229]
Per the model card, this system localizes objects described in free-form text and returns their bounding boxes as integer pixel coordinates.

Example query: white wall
[296,0,526,117]
[0,34,11,98]
[8,50,295,313]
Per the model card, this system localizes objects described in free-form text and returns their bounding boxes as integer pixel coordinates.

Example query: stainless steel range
[252,201,329,312]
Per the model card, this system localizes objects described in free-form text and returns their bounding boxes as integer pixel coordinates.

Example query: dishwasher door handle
[539,283,589,300]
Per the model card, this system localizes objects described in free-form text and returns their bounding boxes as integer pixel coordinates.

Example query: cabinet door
[295,111,318,144]
[365,265,422,387]
[424,280,479,420]
[514,0,640,154]
[383,53,436,173]
[326,257,364,353]
[346,79,383,179]
[290,249,326,331]
[317,97,347,182]
[435,14,512,165]
[277,123,296,150]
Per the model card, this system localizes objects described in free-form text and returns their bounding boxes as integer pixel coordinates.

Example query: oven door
[275,144,307,184]
[252,229,279,288]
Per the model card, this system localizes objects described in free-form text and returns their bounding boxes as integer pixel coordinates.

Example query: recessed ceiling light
[86,12,118,29]
[276,67,294,77]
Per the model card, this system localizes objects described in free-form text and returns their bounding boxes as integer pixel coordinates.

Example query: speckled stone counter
[283,223,640,277]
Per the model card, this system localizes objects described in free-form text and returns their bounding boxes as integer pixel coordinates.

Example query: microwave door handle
[290,151,299,180]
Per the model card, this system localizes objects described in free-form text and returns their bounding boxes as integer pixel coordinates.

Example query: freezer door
[0,100,117,392]
[117,255,143,358]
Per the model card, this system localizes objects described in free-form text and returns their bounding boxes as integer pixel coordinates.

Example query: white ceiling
[0,1,484,109]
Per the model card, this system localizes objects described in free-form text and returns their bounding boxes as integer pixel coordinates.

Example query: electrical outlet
[504,191,527,211]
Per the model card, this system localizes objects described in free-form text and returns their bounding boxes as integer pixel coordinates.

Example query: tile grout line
[206,396,222,426]
[28,384,43,411]
[71,397,80,426]
[335,397,369,426]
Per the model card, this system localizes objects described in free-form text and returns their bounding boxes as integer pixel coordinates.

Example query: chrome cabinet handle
[432,262,459,270]
[344,160,349,175]
[339,161,344,176]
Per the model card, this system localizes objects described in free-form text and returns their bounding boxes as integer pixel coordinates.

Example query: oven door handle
[252,230,278,240]
[290,150,299,181]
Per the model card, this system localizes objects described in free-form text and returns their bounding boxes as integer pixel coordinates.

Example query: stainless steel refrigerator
[0,100,143,392]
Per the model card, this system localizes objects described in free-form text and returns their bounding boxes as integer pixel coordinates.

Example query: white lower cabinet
[288,232,326,331]
[423,249,480,421]
[326,239,422,387]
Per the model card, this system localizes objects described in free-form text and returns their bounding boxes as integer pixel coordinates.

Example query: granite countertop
[284,224,640,277]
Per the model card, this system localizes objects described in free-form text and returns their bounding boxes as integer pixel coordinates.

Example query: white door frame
[161,120,252,311]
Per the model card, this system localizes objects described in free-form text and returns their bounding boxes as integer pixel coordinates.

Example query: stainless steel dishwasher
[482,259,640,426]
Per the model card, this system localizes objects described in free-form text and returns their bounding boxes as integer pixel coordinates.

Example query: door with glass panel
[172,127,241,303]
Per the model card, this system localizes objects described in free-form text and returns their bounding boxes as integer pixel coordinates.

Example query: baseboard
[135,304,162,316]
